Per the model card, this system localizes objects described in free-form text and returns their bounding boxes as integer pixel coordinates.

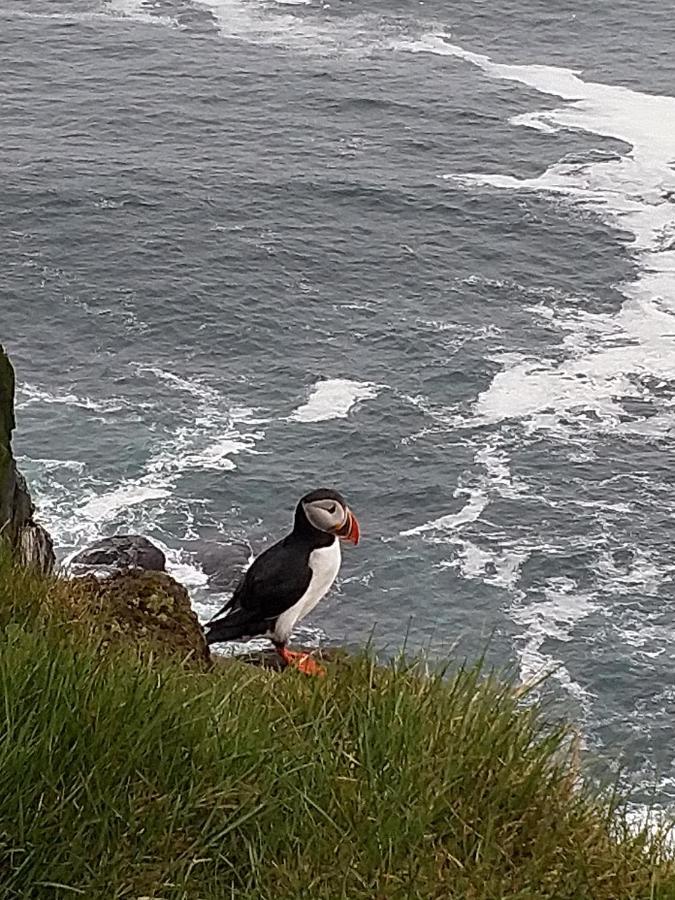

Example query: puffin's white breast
[272,540,341,643]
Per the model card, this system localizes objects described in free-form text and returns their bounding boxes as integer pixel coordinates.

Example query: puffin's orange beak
[335,509,360,545]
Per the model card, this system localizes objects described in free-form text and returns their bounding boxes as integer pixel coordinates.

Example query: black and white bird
[204,488,360,675]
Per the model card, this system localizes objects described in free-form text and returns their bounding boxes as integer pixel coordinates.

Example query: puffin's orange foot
[278,648,326,677]
[293,654,326,677]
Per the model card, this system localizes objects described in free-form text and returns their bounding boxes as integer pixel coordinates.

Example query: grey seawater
[2,0,675,808]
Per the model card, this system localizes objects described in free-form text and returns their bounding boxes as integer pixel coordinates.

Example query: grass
[0,558,674,899]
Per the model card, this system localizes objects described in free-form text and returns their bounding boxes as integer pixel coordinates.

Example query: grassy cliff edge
[0,557,673,900]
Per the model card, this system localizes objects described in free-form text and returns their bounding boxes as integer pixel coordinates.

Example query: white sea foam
[473,443,519,496]
[176,435,256,470]
[439,543,528,591]
[46,476,180,556]
[195,0,314,45]
[193,0,386,53]
[104,0,358,50]
[76,481,172,524]
[16,383,127,414]
[23,367,265,566]
[41,372,262,543]
[0,7,117,24]
[155,540,211,593]
[105,0,180,28]
[401,437,520,536]
[135,369,266,478]
[592,547,670,598]
[146,429,258,475]
[509,578,598,705]
[16,456,86,474]
[288,378,381,423]
[403,34,675,434]
[403,434,595,696]
[401,490,488,537]
[132,365,221,402]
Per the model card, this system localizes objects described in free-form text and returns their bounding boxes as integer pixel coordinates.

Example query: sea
[2,0,675,813]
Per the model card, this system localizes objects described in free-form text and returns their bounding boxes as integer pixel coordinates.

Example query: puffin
[204,488,360,676]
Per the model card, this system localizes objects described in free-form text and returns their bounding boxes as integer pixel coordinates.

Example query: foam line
[404,34,675,432]
[400,490,488,537]
[509,579,597,707]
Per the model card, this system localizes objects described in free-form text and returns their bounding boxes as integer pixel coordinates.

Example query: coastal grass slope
[0,558,673,899]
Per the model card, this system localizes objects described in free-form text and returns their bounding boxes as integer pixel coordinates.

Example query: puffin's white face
[303,497,348,534]
[299,491,360,544]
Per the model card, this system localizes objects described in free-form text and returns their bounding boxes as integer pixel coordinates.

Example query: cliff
[0,345,55,573]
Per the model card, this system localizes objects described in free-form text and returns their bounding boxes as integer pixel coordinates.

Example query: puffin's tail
[204,608,265,645]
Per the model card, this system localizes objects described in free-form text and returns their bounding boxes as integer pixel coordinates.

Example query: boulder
[69,534,166,577]
[74,570,210,666]
[0,345,55,573]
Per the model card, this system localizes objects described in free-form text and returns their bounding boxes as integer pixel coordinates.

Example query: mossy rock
[74,571,211,666]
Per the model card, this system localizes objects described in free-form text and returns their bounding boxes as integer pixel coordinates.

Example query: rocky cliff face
[0,345,55,573]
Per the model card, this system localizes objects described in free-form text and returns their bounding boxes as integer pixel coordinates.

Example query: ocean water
[2,0,675,809]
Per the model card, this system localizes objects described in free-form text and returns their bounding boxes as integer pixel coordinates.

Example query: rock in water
[192,539,251,590]
[0,345,55,573]
[69,535,167,577]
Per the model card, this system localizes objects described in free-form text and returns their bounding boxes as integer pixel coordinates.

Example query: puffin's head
[297,488,360,545]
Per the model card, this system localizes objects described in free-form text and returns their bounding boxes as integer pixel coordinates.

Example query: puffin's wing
[205,541,312,643]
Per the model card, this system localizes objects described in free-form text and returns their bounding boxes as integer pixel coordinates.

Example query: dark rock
[74,570,210,666]
[192,539,251,590]
[0,345,55,573]
[69,534,166,576]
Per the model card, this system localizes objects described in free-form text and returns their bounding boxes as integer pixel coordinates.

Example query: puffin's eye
[327,503,337,514]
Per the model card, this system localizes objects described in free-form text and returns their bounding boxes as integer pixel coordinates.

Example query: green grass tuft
[0,556,673,899]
